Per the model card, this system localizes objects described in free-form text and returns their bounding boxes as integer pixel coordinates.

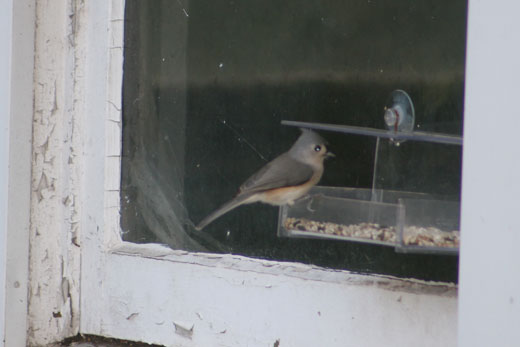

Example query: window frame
[78,1,457,346]
[7,0,519,345]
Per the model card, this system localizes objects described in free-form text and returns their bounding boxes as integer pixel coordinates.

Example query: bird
[195,129,333,230]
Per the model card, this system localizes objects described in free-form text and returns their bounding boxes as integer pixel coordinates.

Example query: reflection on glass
[121,0,466,281]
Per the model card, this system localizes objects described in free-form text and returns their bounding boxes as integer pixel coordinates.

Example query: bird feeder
[278,90,461,255]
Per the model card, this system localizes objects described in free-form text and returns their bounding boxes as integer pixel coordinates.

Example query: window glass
[121,0,466,282]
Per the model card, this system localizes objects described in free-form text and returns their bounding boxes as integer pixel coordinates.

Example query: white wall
[1,1,35,346]
[0,0,13,344]
[459,1,520,346]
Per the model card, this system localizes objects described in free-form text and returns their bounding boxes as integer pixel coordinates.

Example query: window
[6,0,518,346]
[121,0,465,281]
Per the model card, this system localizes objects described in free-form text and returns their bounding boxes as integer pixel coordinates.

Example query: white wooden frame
[16,0,520,346]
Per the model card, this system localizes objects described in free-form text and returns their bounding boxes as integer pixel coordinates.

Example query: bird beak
[326,151,335,158]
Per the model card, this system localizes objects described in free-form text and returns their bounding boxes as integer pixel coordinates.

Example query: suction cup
[384,90,415,142]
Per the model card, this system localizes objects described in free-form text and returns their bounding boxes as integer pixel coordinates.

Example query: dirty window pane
[121,0,466,282]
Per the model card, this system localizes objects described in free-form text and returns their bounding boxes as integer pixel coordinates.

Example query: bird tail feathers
[195,194,252,230]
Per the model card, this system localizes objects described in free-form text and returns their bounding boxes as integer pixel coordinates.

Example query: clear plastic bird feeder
[278,90,461,255]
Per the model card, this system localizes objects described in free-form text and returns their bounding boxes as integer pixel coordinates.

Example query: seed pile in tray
[284,217,396,243]
[402,226,459,248]
[284,217,460,248]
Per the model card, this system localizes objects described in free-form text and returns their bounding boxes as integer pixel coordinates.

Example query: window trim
[22,0,504,345]
[84,0,460,289]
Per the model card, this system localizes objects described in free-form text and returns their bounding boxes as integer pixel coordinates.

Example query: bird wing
[238,153,314,195]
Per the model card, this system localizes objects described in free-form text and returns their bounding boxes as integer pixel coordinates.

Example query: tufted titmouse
[195,129,333,230]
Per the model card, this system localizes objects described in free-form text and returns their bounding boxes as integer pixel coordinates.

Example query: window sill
[112,241,457,297]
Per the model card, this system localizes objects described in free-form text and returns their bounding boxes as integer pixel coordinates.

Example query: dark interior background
[121,0,466,282]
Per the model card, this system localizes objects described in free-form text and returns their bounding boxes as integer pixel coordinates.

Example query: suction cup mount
[384,90,415,144]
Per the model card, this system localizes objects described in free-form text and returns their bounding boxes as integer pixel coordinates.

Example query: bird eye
[314,145,322,152]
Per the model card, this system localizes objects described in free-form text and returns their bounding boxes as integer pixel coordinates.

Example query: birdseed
[284,217,460,248]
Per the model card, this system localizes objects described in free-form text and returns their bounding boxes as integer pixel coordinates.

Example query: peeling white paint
[28,0,83,344]
[173,321,195,339]
[79,0,126,338]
